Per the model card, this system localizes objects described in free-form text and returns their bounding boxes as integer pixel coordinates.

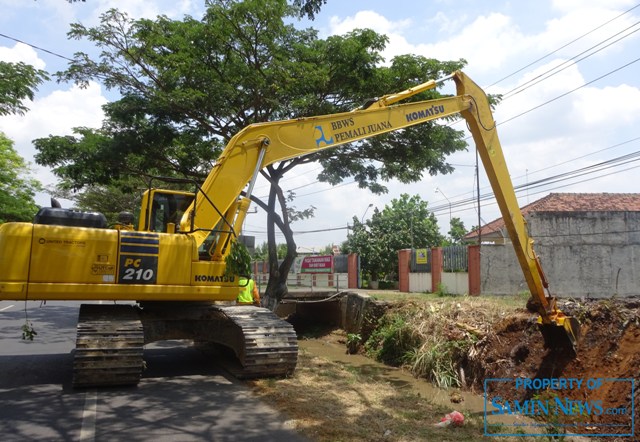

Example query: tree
[253,242,289,261]
[447,217,468,245]
[0,133,42,223]
[0,61,49,117]
[52,178,145,224]
[0,61,46,222]
[292,0,327,19]
[34,1,467,308]
[344,194,442,282]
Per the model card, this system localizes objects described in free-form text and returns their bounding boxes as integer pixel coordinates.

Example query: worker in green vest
[237,276,260,306]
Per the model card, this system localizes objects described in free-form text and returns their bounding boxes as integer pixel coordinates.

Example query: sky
[1,0,640,252]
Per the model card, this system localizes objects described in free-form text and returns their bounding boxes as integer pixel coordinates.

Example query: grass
[248,348,543,442]
[249,350,481,441]
[361,293,529,388]
[369,291,530,310]
[247,293,550,441]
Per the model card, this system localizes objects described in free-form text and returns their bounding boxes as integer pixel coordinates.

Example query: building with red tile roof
[465,193,640,244]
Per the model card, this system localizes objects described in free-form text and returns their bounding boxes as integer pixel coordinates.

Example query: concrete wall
[409,272,468,295]
[409,273,432,293]
[479,244,527,295]
[441,272,469,295]
[481,211,640,297]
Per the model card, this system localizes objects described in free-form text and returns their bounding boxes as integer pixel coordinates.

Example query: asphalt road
[0,300,308,442]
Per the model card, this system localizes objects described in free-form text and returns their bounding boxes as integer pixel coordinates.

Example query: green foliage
[224,241,252,277]
[346,332,362,354]
[346,333,362,345]
[344,194,443,281]
[406,339,472,388]
[21,321,37,341]
[532,391,571,441]
[21,301,37,341]
[253,242,289,260]
[291,0,327,19]
[364,312,420,366]
[447,217,469,244]
[435,282,453,297]
[36,2,467,201]
[52,177,146,224]
[34,1,468,293]
[0,61,49,117]
[0,133,42,223]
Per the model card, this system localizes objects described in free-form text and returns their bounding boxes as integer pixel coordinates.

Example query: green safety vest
[237,277,255,303]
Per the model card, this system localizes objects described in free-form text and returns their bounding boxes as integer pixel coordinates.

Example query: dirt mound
[465,299,640,439]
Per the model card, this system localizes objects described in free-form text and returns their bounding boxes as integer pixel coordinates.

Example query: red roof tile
[465,193,640,239]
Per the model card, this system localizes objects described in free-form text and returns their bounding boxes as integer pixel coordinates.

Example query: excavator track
[72,304,144,388]
[211,305,298,379]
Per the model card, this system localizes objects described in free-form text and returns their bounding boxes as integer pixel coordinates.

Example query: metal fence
[409,246,468,272]
[333,254,348,273]
[443,245,468,272]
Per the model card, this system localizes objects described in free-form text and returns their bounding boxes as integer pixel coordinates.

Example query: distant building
[296,246,326,255]
[465,192,640,297]
[465,193,640,244]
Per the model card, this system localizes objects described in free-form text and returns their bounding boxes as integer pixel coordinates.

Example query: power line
[430,141,640,211]
[500,20,640,100]
[486,2,640,89]
[0,32,74,62]
[498,56,640,127]
[430,162,640,217]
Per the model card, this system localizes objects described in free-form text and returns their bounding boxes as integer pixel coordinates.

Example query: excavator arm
[180,70,578,351]
[179,92,469,247]
[453,72,579,352]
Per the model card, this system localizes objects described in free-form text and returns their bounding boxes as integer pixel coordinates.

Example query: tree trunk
[261,165,298,311]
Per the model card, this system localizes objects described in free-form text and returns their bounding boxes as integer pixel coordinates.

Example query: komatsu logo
[194,274,234,283]
[405,105,446,122]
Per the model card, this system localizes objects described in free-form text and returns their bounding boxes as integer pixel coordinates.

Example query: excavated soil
[464,299,640,438]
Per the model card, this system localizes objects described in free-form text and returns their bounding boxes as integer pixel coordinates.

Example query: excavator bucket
[539,315,581,354]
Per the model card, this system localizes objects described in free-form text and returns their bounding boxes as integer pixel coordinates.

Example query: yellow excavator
[0,71,579,387]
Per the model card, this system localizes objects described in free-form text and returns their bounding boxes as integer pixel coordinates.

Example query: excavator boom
[0,71,578,389]
[177,70,579,352]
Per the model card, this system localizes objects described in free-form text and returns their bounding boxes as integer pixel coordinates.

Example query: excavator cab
[139,189,194,233]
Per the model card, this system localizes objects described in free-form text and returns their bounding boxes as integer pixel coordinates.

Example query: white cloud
[539,7,639,58]
[0,43,46,69]
[426,11,469,35]
[328,10,529,73]
[327,10,414,64]
[85,0,200,25]
[550,0,637,13]
[0,81,107,193]
[572,83,640,125]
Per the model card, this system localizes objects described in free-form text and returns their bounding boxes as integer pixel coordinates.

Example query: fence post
[347,253,359,289]
[431,247,443,293]
[398,249,411,292]
[468,244,481,296]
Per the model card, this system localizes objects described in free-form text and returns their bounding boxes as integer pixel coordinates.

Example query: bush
[364,312,420,366]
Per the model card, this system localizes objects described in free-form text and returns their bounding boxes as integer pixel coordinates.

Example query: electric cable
[0,32,74,62]
[485,2,640,89]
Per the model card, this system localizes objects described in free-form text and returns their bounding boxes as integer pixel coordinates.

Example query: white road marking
[0,305,15,312]
[79,389,98,441]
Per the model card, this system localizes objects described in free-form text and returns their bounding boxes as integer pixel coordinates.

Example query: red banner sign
[300,255,334,273]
